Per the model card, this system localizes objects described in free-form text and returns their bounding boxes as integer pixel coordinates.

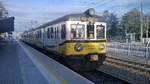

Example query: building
[0,2,14,33]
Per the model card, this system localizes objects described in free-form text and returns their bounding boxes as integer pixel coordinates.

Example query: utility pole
[140,0,143,42]
[146,17,149,38]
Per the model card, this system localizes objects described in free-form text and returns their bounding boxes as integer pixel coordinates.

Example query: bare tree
[0,1,8,17]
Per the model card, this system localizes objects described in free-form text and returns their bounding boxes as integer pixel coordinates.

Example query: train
[21,8,107,71]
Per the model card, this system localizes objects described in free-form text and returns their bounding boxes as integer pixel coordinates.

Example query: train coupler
[87,54,99,61]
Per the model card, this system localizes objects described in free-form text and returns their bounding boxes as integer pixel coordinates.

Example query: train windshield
[96,25,105,39]
[70,24,105,40]
[71,24,85,39]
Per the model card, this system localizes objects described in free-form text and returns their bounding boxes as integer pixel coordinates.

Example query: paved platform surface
[0,39,49,84]
[18,38,93,84]
[0,38,93,84]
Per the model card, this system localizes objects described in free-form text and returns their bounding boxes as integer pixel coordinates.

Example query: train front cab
[60,21,107,70]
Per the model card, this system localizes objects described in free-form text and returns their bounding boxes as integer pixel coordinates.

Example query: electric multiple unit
[21,8,107,70]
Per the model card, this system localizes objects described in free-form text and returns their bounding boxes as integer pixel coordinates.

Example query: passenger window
[57,27,59,38]
[51,27,54,38]
[55,27,57,38]
[36,31,38,38]
[39,30,42,38]
[47,28,50,39]
[61,24,66,39]
[38,31,40,38]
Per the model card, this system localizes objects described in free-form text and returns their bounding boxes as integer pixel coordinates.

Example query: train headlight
[100,44,106,49]
[75,43,83,52]
[84,8,95,16]
[88,8,95,16]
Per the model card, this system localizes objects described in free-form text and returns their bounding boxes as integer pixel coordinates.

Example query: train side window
[37,31,38,38]
[38,31,40,38]
[47,28,50,39]
[61,24,66,39]
[40,30,42,38]
[37,31,39,38]
[51,27,54,38]
[57,27,59,38]
[39,30,41,38]
[55,27,57,38]
[38,31,39,38]
[54,27,56,38]
[55,27,58,38]
[36,31,38,38]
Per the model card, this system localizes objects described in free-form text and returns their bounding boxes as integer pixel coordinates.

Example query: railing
[106,42,150,58]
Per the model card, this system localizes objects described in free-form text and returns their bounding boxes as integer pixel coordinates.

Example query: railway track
[77,70,129,84]
[105,56,150,77]
[98,56,150,84]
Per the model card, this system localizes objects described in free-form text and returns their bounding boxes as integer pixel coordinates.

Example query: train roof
[23,9,104,33]
[32,13,105,30]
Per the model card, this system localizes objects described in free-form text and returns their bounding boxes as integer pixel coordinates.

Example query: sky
[1,0,150,32]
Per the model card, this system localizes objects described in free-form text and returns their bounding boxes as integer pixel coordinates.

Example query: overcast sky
[1,0,150,32]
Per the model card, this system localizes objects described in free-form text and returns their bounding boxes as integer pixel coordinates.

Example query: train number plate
[90,55,98,61]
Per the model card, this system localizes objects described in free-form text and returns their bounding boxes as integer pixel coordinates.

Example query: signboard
[0,17,14,32]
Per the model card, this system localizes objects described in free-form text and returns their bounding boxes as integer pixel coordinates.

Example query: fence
[106,42,150,58]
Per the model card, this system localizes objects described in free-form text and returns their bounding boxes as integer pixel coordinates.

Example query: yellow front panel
[59,42,106,56]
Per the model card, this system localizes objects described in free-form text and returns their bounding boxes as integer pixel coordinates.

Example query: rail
[98,56,150,84]
[105,56,150,76]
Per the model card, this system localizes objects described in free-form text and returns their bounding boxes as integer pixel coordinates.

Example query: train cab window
[87,24,94,39]
[96,25,105,39]
[61,24,66,39]
[71,24,85,39]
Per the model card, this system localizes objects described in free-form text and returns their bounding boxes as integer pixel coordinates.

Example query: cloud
[2,0,150,32]
[4,1,88,31]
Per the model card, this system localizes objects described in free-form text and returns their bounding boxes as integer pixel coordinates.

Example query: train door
[54,27,58,51]
[61,24,66,41]
[55,26,59,51]
[42,28,45,48]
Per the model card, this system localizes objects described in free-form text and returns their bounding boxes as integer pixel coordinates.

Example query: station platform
[0,38,93,84]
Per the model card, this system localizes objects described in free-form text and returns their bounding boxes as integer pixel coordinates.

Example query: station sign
[0,17,14,33]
